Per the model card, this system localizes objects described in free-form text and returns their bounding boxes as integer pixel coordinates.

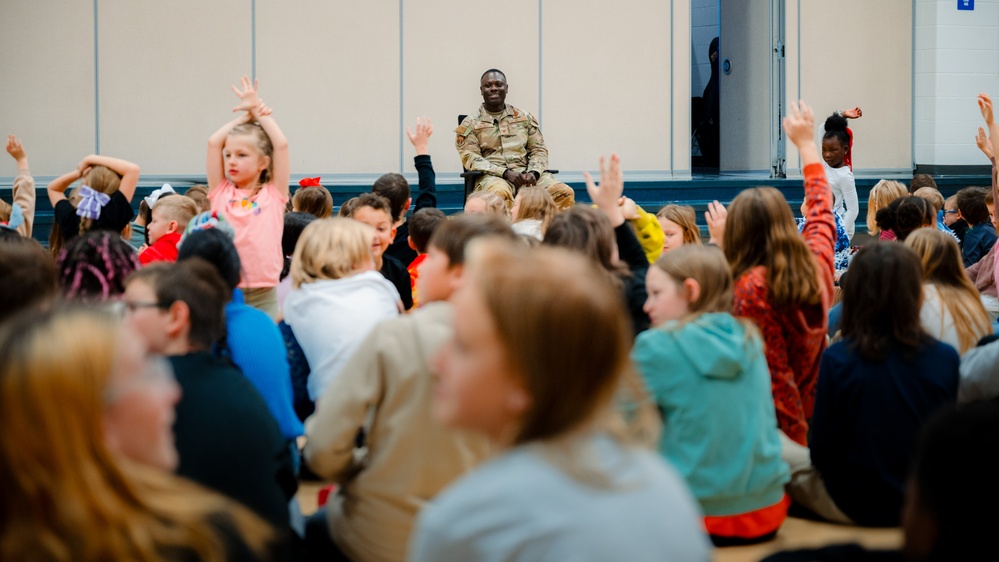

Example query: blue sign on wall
[959,0,975,10]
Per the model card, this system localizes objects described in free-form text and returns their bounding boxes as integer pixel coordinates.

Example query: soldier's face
[480,72,508,107]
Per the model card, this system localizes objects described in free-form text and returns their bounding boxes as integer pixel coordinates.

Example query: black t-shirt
[54,190,135,243]
[380,254,413,310]
[385,223,418,267]
[170,352,295,529]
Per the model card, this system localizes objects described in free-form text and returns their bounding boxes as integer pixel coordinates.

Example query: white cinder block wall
[691,0,719,96]
[914,0,999,167]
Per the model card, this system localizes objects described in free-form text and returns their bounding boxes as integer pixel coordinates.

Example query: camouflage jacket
[455,104,549,177]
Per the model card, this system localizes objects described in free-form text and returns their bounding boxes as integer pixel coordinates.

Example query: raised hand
[976,127,993,159]
[584,153,625,226]
[705,200,728,248]
[979,93,994,126]
[5,135,26,163]
[842,107,863,119]
[231,76,260,113]
[77,155,95,177]
[406,117,433,155]
[255,100,273,118]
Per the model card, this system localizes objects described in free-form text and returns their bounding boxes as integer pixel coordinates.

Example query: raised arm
[786,100,836,298]
[6,136,35,237]
[47,168,82,207]
[227,76,289,197]
[978,94,999,213]
[975,127,993,161]
[407,117,438,212]
[78,154,141,202]
[207,113,250,193]
[584,153,626,227]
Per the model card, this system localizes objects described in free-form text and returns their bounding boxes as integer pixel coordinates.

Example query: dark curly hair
[875,196,934,241]
[823,112,850,148]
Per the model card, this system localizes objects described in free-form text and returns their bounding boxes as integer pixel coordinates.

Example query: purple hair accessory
[76,185,110,220]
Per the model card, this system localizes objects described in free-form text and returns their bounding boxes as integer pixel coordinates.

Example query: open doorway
[690,0,720,173]
[692,0,786,177]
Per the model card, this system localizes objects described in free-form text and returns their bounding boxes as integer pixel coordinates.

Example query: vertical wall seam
[399,0,406,173]
[796,0,801,171]
[538,0,543,125]
[910,0,916,170]
[251,0,256,80]
[94,0,100,153]
[670,0,674,175]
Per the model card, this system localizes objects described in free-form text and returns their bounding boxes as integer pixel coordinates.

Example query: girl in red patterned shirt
[704,101,836,446]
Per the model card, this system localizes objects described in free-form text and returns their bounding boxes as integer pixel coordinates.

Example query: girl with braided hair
[56,230,139,303]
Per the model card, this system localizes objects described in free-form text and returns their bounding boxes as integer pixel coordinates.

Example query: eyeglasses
[943,210,959,214]
[121,300,168,313]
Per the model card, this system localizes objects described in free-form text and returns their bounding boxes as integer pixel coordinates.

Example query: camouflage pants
[474,172,575,210]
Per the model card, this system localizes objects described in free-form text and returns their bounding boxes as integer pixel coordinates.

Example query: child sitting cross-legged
[302,214,515,562]
[123,259,296,534]
[284,218,401,402]
[784,242,958,527]
[139,195,198,265]
[633,244,789,546]
[408,239,709,561]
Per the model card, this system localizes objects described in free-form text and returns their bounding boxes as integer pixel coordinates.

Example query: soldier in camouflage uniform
[455,69,575,210]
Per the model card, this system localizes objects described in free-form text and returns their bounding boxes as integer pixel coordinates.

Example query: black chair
[457,114,558,203]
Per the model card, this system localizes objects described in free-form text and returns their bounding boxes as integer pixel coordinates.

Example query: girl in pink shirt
[207,76,290,320]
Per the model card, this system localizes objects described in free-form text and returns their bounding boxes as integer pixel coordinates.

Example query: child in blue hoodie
[632,244,790,546]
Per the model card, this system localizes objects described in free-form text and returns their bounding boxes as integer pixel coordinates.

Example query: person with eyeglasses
[122,258,297,543]
[0,305,278,561]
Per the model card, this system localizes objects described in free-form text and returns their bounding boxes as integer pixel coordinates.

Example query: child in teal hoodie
[633,244,789,546]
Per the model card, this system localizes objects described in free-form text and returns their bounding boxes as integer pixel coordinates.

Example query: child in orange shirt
[406,208,446,308]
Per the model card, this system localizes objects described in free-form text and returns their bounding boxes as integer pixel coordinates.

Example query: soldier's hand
[503,170,525,187]
[521,172,537,187]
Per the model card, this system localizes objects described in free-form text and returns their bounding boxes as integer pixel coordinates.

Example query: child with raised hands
[408,240,709,562]
[823,112,859,239]
[2,136,35,237]
[704,100,835,447]
[206,76,289,319]
[379,117,439,267]
[976,93,999,296]
[47,153,140,254]
[544,154,652,336]
[633,244,789,547]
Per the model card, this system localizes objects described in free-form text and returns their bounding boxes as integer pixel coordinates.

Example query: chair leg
[464,175,476,203]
